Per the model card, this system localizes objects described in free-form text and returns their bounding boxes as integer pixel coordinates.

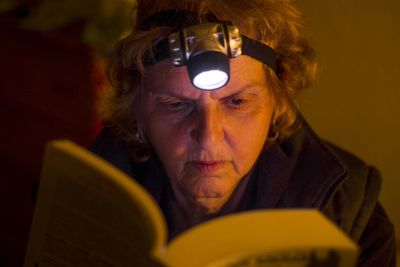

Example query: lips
[191,161,226,174]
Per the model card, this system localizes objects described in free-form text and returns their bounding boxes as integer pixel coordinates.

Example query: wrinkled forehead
[143,55,268,97]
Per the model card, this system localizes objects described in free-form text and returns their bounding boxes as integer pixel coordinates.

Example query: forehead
[143,55,268,98]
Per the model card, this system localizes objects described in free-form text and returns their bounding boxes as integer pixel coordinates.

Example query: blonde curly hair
[100,0,317,160]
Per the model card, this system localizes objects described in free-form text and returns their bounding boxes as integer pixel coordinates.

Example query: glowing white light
[193,70,228,90]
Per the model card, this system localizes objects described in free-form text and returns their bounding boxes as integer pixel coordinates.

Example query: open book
[24,140,359,267]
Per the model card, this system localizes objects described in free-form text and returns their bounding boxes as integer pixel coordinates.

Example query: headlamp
[168,22,241,90]
[140,10,277,90]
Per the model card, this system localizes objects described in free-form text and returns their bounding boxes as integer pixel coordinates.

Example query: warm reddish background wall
[297,1,400,262]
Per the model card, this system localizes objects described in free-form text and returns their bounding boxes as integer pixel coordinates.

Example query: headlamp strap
[242,35,276,72]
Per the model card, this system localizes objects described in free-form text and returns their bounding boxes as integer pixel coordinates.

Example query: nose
[190,105,224,149]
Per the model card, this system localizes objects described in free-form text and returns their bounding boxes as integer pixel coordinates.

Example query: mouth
[190,161,227,174]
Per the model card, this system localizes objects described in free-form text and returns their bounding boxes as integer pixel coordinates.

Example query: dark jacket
[91,121,396,267]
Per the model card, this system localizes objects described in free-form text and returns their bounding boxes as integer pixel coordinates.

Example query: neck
[170,184,234,225]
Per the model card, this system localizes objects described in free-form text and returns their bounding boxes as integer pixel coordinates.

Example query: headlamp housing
[168,22,242,90]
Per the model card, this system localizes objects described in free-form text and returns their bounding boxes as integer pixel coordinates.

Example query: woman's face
[142,56,274,213]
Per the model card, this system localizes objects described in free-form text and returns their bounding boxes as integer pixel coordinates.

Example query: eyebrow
[234,83,266,93]
[221,83,266,98]
[147,82,266,100]
[148,92,189,100]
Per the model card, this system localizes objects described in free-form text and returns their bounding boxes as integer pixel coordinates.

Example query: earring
[136,130,144,144]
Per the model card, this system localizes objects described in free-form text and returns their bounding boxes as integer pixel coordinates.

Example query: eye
[169,101,185,109]
[159,99,192,111]
[225,97,248,108]
[230,98,246,105]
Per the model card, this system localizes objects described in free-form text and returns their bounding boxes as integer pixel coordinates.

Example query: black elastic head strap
[242,36,276,72]
[139,10,277,72]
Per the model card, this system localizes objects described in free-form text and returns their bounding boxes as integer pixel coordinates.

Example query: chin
[188,178,230,198]
[187,183,234,214]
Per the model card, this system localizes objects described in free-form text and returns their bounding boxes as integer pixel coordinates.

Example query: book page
[205,248,352,267]
[24,140,167,267]
[163,210,359,267]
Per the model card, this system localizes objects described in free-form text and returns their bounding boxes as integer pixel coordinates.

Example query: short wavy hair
[100,0,317,161]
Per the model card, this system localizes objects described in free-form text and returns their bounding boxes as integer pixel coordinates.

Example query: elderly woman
[91,0,396,266]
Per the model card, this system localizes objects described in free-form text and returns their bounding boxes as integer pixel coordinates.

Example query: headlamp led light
[140,10,277,90]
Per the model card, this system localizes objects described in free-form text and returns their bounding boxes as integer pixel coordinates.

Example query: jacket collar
[254,119,348,210]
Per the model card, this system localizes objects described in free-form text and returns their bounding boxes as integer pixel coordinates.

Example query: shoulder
[326,142,381,191]
[324,144,397,266]
[322,142,382,241]
[90,127,136,178]
[289,119,384,242]
[297,126,396,265]
[357,202,397,267]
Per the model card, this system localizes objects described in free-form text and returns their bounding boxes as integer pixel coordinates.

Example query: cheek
[228,107,272,168]
[144,114,189,164]
[147,121,196,187]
